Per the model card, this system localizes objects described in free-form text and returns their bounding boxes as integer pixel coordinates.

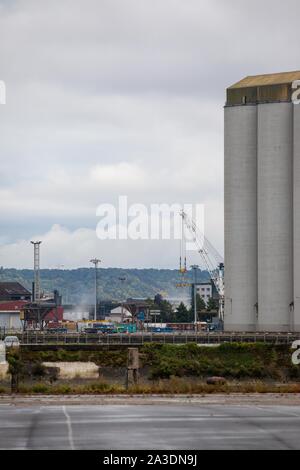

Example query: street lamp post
[191,265,199,330]
[90,258,101,321]
[119,277,126,323]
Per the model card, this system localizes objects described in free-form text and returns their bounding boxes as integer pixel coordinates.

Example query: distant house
[195,281,219,306]
[122,299,151,320]
[106,306,132,323]
[0,282,31,302]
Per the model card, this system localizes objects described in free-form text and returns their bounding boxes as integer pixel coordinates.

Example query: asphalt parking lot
[1,400,300,450]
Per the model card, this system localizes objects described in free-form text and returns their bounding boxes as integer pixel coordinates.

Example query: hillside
[0,268,210,304]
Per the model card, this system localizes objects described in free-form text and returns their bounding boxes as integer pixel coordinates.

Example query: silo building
[224,71,300,332]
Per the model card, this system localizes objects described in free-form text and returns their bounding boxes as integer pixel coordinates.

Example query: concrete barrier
[0,363,9,379]
[43,362,99,379]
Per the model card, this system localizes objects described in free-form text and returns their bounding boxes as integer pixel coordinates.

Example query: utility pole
[191,265,199,330]
[31,241,42,302]
[90,258,101,321]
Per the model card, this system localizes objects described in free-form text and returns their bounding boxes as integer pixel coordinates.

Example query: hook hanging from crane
[179,212,187,275]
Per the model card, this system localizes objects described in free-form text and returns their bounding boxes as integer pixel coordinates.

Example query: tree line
[149,293,219,323]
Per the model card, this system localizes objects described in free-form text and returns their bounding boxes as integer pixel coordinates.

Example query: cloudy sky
[0,0,299,269]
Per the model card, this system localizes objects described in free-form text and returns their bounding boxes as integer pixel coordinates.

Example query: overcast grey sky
[0,0,299,269]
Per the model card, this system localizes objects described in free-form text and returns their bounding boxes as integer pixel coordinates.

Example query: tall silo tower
[224,71,300,332]
[294,101,300,332]
[224,105,258,331]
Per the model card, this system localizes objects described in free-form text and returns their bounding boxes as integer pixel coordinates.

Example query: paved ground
[1,397,300,449]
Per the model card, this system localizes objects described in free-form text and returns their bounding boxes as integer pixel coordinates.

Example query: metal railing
[1,330,300,346]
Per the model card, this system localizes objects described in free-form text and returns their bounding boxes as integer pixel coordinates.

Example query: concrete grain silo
[224,71,300,332]
[224,105,258,331]
[257,103,293,331]
[294,104,300,332]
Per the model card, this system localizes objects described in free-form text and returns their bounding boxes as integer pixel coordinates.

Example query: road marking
[62,406,75,450]
[254,405,300,418]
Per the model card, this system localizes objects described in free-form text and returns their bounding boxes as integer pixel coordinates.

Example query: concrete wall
[0,363,9,379]
[43,362,99,379]
[294,104,300,331]
[224,105,258,331]
[257,103,293,331]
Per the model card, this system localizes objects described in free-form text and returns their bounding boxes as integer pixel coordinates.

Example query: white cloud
[90,162,146,189]
[0,224,206,270]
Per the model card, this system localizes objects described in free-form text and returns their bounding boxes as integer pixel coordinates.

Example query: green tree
[7,353,24,393]
[161,301,175,322]
[153,295,175,322]
[190,294,207,321]
[175,302,192,323]
[207,297,218,313]
[196,294,207,312]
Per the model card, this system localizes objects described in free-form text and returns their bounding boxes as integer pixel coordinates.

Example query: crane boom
[180,210,224,320]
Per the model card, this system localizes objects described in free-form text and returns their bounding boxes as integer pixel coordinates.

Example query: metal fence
[1,330,300,346]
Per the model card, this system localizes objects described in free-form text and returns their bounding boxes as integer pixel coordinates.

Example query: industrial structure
[195,281,219,306]
[21,291,63,331]
[0,282,31,302]
[0,282,31,330]
[31,241,42,301]
[90,258,101,321]
[224,71,300,332]
[0,302,26,330]
[180,210,224,322]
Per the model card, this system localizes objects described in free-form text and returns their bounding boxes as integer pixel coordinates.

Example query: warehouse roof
[226,71,300,106]
[229,71,300,89]
[0,282,31,297]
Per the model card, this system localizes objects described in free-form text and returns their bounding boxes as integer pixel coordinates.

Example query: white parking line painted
[62,406,75,450]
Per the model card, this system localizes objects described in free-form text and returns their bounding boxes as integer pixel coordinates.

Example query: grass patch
[11,378,300,395]
[18,380,124,395]
[140,343,297,380]
[17,349,127,367]
[6,342,300,385]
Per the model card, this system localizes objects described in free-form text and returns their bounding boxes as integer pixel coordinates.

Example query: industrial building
[224,71,300,332]
[0,301,27,330]
[107,306,132,323]
[0,283,31,330]
[0,282,31,302]
[195,281,219,306]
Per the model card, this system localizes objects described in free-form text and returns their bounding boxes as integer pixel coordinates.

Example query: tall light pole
[31,241,42,302]
[119,277,126,322]
[191,265,199,330]
[90,258,101,321]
